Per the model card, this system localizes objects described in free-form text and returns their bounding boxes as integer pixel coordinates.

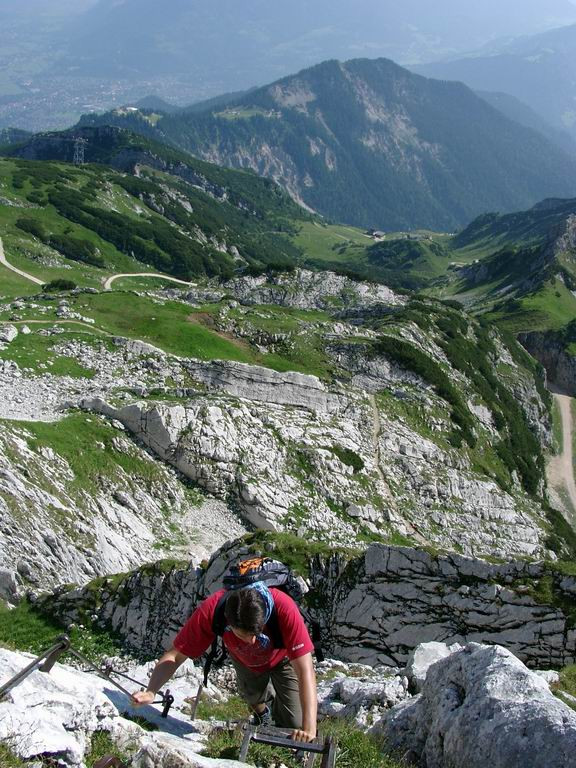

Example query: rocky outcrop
[182,358,344,413]
[40,540,576,669]
[317,659,409,728]
[404,642,463,693]
[79,379,548,557]
[379,643,576,768]
[0,284,557,578]
[0,324,18,343]
[0,420,245,599]
[176,269,404,312]
[78,390,384,538]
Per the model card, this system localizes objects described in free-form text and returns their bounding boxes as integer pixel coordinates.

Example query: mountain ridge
[78,57,576,232]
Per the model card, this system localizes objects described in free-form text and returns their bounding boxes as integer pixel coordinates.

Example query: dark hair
[224,589,266,633]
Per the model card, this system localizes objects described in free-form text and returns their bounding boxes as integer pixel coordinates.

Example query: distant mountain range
[79,57,576,232]
[414,23,576,140]
[62,0,576,80]
[3,1,576,132]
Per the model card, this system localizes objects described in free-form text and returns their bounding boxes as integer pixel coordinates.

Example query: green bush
[15,216,46,239]
[331,446,365,473]
[48,234,104,267]
[43,279,78,292]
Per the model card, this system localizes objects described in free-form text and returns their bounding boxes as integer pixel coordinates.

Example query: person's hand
[290,728,316,742]
[131,689,155,707]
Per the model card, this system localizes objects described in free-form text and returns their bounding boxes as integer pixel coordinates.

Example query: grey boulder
[405,641,463,693]
[379,643,576,768]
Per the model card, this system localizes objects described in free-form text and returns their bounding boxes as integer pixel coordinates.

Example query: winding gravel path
[0,238,196,294]
[0,236,44,285]
[103,272,196,290]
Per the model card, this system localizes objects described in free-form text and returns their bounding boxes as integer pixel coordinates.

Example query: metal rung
[239,725,337,768]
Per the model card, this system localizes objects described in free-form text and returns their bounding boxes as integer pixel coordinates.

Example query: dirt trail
[0,236,45,285]
[103,273,196,290]
[11,319,111,335]
[548,393,576,514]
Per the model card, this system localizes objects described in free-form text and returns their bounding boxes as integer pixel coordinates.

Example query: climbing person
[131,583,318,742]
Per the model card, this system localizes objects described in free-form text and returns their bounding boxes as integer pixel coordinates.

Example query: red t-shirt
[173,588,314,675]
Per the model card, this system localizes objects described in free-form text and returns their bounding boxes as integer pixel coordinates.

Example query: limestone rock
[0,420,246,597]
[78,380,549,559]
[316,660,409,727]
[319,544,576,668]
[177,269,405,311]
[0,648,246,767]
[535,669,560,684]
[405,642,463,693]
[40,540,576,669]
[0,324,17,343]
[0,647,117,766]
[378,643,576,768]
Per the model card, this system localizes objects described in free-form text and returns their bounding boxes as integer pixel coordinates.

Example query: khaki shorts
[231,656,302,729]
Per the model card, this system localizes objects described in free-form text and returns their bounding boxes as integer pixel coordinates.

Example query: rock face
[520,330,576,396]
[77,332,550,559]
[0,420,245,598]
[379,643,576,768]
[0,277,558,587]
[319,544,576,668]
[183,358,344,413]
[40,540,576,670]
[78,387,387,540]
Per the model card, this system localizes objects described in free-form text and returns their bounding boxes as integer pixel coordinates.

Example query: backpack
[201,556,324,686]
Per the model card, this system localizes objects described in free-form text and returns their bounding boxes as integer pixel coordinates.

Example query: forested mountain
[414,24,576,140]
[1,125,309,279]
[3,0,576,132]
[80,58,576,231]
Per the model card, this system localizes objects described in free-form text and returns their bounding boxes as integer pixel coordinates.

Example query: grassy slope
[0,157,158,288]
[0,290,336,379]
[0,151,305,289]
[0,331,96,377]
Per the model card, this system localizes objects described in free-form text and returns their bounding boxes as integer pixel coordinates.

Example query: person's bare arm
[131,646,188,706]
[290,652,317,741]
